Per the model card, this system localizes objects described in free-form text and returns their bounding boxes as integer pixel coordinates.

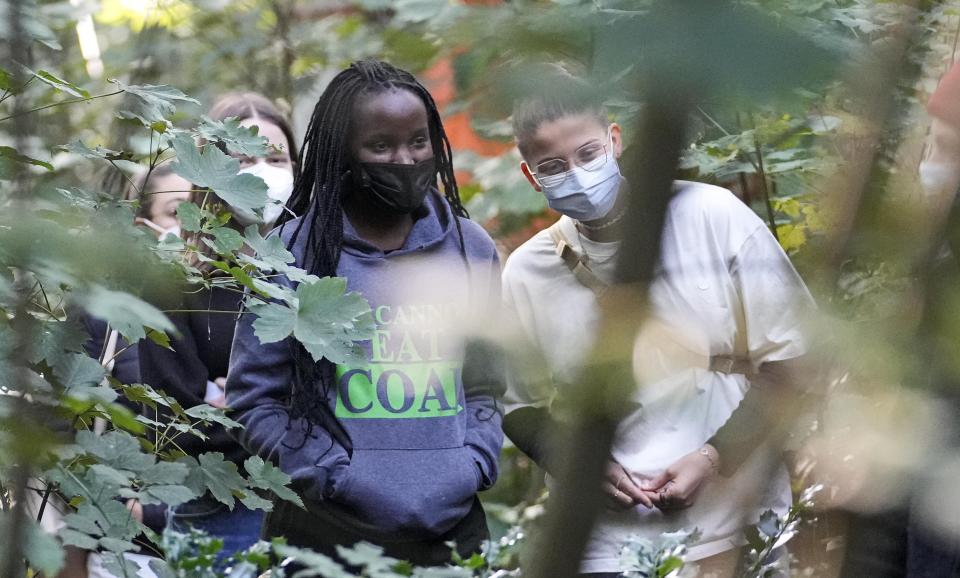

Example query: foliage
[0,35,373,573]
[145,495,542,578]
[3,0,959,575]
[143,483,824,578]
[618,529,700,578]
[741,485,825,578]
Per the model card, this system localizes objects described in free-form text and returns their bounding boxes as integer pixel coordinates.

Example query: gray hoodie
[226,192,504,540]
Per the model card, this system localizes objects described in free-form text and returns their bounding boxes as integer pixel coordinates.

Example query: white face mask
[159,224,181,242]
[536,134,623,222]
[234,162,295,226]
[918,160,960,195]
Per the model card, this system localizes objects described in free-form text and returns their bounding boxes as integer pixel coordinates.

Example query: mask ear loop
[531,169,545,190]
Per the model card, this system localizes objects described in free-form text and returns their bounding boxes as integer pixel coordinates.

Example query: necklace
[573,223,620,266]
[579,205,627,231]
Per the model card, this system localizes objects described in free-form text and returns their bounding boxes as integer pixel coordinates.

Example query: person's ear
[520,161,542,192]
[610,123,623,159]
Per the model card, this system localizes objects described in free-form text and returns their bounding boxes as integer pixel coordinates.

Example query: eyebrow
[360,127,430,142]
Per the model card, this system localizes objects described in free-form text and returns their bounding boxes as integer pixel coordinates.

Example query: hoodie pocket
[330,446,479,538]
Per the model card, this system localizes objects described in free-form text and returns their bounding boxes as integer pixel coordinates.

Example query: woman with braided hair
[226,60,505,565]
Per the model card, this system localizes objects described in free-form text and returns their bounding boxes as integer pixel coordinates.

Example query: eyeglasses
[533,136,609,188]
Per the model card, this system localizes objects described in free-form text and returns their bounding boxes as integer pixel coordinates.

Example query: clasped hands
[605,444,720,511]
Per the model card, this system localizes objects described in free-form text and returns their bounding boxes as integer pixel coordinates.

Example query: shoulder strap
[708,355,756,376]
[547,221,609,298]
[547,223,755,376]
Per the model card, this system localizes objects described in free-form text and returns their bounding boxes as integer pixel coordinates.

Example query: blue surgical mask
[538,137,623,222]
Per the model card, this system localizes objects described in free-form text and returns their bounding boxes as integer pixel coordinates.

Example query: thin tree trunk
[2,0,37,574]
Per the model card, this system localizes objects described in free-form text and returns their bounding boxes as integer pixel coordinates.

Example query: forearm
[234,403,349,500]
[708,356,811,476]
[503,405,559,474]
[228,312,349,501]
[460,337,507,488]
[463,394,504,489]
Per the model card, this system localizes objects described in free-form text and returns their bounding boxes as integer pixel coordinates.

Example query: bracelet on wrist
[699,444,720,474]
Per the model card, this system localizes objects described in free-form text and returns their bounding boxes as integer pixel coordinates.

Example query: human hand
[125,499,143,523]
[205,378,227,408]
[603,460,654,509]
[642,445,719,511]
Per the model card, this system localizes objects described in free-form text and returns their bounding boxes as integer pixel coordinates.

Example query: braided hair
[280,59,469,429]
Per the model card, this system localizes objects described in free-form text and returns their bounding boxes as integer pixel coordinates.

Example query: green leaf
[89,463,135,486]
[249,279,296,302]
[101,552,142,578]
[180,452,246,508]
[169,134,268,213]
[240,226,318,284]
[244,456,304,508]
[197,116,270,157]
[63,507,105,537]
[207,226,245,255]
[0,68,12,91]
[114,82,200,127]
[248,277,374,365]
[336,542,402,574]
[146,328,173,350]
[31,317,88,367]
[121,383,184,415]
[76,430,155,472]
[238,491,274,512]
[60,528,100,550]
[214,264,261,296]
[757,509,781,538]
[242,226,295,269]
[98,537,138,554]
[62,385,119,410]
[27,520,66,574]
[58,140,133,162]
[139,484,196,507]
[0,512,66,574]
[99,400,144,433]
[53,353,106,390]
[657,556,683,578]
[183,404,242,429]
[176,202,203,233]
[0,146,53,171]
[33,69,90,98]
[20,14,61,49]
[79,286,175,343]
[776,223,807,253]
[141,460,189,485]
[64,500,140,546]
[273,544,352,578]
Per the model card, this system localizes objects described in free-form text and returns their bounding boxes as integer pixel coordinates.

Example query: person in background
[50,165,193,578]
[226,60,505,566]
[501,69,815,577]
[134,163,193,240]
[137,91,297,562]
[839,61,960,578]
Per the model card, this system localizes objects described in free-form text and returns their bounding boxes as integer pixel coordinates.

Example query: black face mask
[350,158,436,215]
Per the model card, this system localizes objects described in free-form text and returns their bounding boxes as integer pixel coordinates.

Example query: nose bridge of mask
[540,129,616,191]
